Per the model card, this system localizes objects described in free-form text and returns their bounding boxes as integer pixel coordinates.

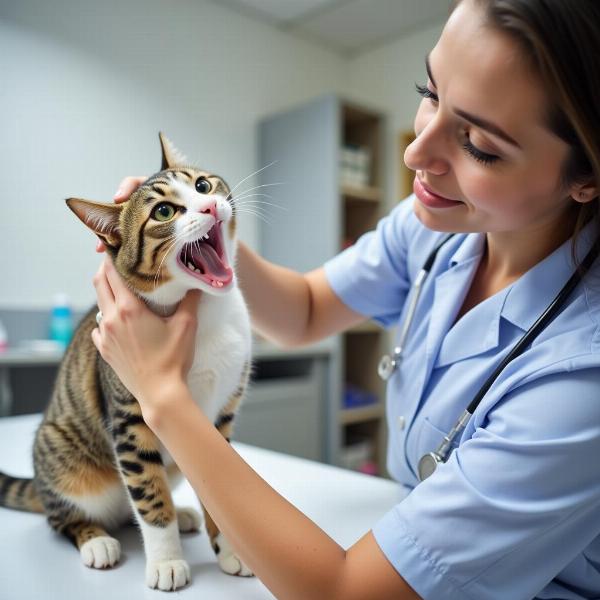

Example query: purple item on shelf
[343,384,378,409]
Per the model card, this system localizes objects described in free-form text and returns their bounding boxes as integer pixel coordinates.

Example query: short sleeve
[372,367,600,600]
[323,197,415,328]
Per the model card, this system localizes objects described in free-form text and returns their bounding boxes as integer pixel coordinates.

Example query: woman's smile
[414,176,463,209]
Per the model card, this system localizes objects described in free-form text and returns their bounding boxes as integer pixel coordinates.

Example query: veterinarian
[92,0,600,598]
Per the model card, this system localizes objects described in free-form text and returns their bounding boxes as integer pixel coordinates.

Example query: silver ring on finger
[96,310,103,326]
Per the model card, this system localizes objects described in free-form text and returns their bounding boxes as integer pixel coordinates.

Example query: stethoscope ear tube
[380,232,600,484]
[465,244,600,415]
[377,234,455,382]
[418,241,600,482]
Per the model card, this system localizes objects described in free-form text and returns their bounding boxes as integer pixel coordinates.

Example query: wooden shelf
[340,403,385,425]
[341,183,381,203]
[258,95,388,474]
[348,321,382,334]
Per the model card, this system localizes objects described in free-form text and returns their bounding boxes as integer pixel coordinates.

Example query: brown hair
[466,0,600,271]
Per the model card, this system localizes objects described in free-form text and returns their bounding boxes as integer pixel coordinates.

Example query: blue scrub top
[324,196,600,600]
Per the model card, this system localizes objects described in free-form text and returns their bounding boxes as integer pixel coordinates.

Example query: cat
[0,133,253,591]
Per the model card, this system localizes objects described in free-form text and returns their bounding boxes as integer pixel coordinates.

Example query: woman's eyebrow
[425,53,522,150]
[455,109,521,148]
[425,53,437,88]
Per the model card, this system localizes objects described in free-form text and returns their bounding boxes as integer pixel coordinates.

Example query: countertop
[0,414,406,599]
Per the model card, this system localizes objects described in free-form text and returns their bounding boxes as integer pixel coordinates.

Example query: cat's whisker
[154,238,182,290]
[232,191,276,202]
[232,182,284,201]
[153,219,217,289]
[232,192,284,205]
[233,198,286,211]
[234,207,273,226]
[227,161,278,198]
[153,227,197,290]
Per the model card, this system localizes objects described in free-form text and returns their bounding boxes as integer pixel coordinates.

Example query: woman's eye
[415,83,439,103]
[152,203,177,221]
[463,136,500,167]
[195,177,211,194]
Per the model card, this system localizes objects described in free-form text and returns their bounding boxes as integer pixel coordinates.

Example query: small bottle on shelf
[49,293,73,350]
[0,319,8,353]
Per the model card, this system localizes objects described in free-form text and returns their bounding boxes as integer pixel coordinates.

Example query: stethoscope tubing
[377,234,454,381]
[377,232,600,481]
[465,242,600,415]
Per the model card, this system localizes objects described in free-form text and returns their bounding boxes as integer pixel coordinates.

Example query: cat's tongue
[193,242,230,280]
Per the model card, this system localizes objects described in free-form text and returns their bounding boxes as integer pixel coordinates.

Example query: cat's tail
[0,472,44,513]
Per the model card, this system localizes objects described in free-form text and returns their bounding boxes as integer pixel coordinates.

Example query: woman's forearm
[147,384,347,600]
[93,252,413,600]
[236,241,312,347]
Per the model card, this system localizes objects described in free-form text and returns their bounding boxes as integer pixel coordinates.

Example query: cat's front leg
[112,406,191,591]
[165,463,203,534]
[204,369,254,578]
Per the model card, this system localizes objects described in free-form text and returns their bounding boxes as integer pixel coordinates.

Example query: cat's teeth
[186,262,197,272]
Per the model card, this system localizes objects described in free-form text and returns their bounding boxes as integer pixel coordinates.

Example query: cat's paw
[214,532,254,577]
[176,507,202,533]
[80,535,121,569]
[145,559,191,591]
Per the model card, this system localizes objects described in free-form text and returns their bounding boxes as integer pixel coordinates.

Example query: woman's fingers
[93,260,115,314]
[90,326,103,354]
[114,176,147,203]
[96,175,146,253]
[103,257,140,311]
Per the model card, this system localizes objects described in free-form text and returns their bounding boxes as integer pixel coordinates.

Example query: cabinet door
[258,95,341,272]
[234,359,324,461]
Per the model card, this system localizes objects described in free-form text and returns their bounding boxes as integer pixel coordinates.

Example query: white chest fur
[185,286,251,424]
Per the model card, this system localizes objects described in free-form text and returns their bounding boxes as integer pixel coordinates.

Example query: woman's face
[405,0,579,237]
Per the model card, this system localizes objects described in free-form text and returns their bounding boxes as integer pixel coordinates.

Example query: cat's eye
[195,177,211,194]
[152,202,177,222]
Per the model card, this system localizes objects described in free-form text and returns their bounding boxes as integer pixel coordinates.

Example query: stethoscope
[377,233,600,482]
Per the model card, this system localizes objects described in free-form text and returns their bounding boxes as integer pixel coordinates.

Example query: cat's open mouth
[177,221,233,289]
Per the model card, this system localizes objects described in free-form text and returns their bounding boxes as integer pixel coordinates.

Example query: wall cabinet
[258,95,390,475]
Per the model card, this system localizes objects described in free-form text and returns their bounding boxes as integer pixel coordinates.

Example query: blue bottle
[49,293,73,350]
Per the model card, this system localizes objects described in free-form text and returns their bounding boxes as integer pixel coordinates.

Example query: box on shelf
[340,144,371,188]
[339,438,378,475]
[343,383,378,409]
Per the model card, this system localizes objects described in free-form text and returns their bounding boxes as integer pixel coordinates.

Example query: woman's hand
[91,257,201,424]
[96,176,147,252]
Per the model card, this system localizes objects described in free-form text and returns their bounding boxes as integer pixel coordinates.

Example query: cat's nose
[199,203,217,218]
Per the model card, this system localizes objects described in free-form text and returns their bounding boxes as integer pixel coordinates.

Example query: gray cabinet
[258,94,390,476]
[235,355,327,461]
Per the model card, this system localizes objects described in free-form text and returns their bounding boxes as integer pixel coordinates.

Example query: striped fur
[0,133,253,590]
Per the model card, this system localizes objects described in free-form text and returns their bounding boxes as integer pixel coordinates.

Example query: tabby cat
[0,133,253,591]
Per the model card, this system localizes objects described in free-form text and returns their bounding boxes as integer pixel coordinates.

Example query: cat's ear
[66,198,123,250]
[159,132,189,169]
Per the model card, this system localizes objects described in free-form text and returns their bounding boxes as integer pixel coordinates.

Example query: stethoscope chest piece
[417,452,443,481]
[376,233,598,486]
[377,349,401,381]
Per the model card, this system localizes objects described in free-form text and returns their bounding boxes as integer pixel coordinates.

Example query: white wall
[0,0,445,311]
[0,0,346,309]
[344,21,445,210]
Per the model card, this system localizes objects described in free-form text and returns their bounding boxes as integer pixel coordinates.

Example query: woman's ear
[570,180,599,204]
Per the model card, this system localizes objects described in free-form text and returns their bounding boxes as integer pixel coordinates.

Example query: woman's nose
[404,125,450,177]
